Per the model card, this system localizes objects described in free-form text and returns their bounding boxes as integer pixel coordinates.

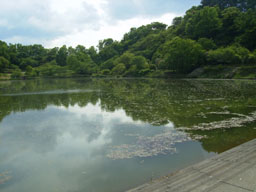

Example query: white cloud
[0,0,181,48]
[0,19,13,29]
[58,102,144,125]
[27,0,103,33]
[0,19,8,26]
[45,12,178,48]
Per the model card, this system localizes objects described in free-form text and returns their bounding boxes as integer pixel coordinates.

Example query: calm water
[0,78,256,192]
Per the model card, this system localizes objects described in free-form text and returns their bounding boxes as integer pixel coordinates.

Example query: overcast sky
[0,0,201,48]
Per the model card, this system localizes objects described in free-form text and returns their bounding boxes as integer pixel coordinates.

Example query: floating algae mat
[0,78,256,192]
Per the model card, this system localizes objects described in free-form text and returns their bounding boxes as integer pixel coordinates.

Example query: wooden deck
[127,139,256,192]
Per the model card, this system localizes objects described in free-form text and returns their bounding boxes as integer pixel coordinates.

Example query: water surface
[0,78,256,192]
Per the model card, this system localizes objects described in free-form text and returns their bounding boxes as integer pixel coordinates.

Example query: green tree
[8,44,19,66]
[11,69,23,79]
[201,0,256,11]
[235,9,256,51]
[198,38,217,50]
[100,56,118,70]
[124,55,149,76]
[121,22,167,51]
[252,50,256,63]
[131,56,149,71]
[98,39,121,63]
[0,56,10,72]
[100,69,111,76]
[0,41,10,60]
[98,38,114,52]
[46,47,58,62]
[87,46,100,65]
[172,17,183,28]
[56,45,68,66]
[67,53,96,75]
[207,45,248,65]
[233,45,251,64]
[185,6,222,39]
[157,37,205,73]
[29,44,47,65]
[114,52,134,69]
[36,61,73,77]
[216,7,242,46]
[112,63,126,75]
[20,58,39,70]
[25,65,37,78]
[130,33,166,60]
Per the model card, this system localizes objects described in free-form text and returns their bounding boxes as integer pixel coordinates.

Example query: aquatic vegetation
[106,109,256,160]
[107,130,206,160]
[178,111,256,131]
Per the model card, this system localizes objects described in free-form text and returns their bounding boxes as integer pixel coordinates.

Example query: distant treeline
[0,0,256,78]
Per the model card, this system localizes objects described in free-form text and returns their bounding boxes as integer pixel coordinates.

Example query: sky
[0,0,201,48]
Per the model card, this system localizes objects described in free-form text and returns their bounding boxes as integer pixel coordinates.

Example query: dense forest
[0,0,256,79]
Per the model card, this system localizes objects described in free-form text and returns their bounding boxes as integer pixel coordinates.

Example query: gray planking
[127,139,256,192]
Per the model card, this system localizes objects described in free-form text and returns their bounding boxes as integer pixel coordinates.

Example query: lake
[0,78,256,192]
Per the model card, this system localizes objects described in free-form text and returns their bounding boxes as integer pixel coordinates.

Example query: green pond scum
[0,78,256,192]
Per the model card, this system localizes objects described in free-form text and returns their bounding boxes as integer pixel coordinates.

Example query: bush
[101,69,111,76]
[11,69,23,79]
[157,37,205,73]
[198,38,217,50]
[0,56,10,73]
[111,63,126,75]
[37,63,61,76]
[207,45,251,65]
[252,50,256,64]
[25,65,37,78]
[100,57,116,70]
[20,58,39,69]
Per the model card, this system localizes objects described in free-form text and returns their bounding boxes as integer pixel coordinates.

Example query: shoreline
[1,76,256,82]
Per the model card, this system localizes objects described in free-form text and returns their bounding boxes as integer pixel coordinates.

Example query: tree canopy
[201,0,256,11]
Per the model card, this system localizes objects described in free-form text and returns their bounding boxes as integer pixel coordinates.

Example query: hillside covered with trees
[0,0,256,79]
